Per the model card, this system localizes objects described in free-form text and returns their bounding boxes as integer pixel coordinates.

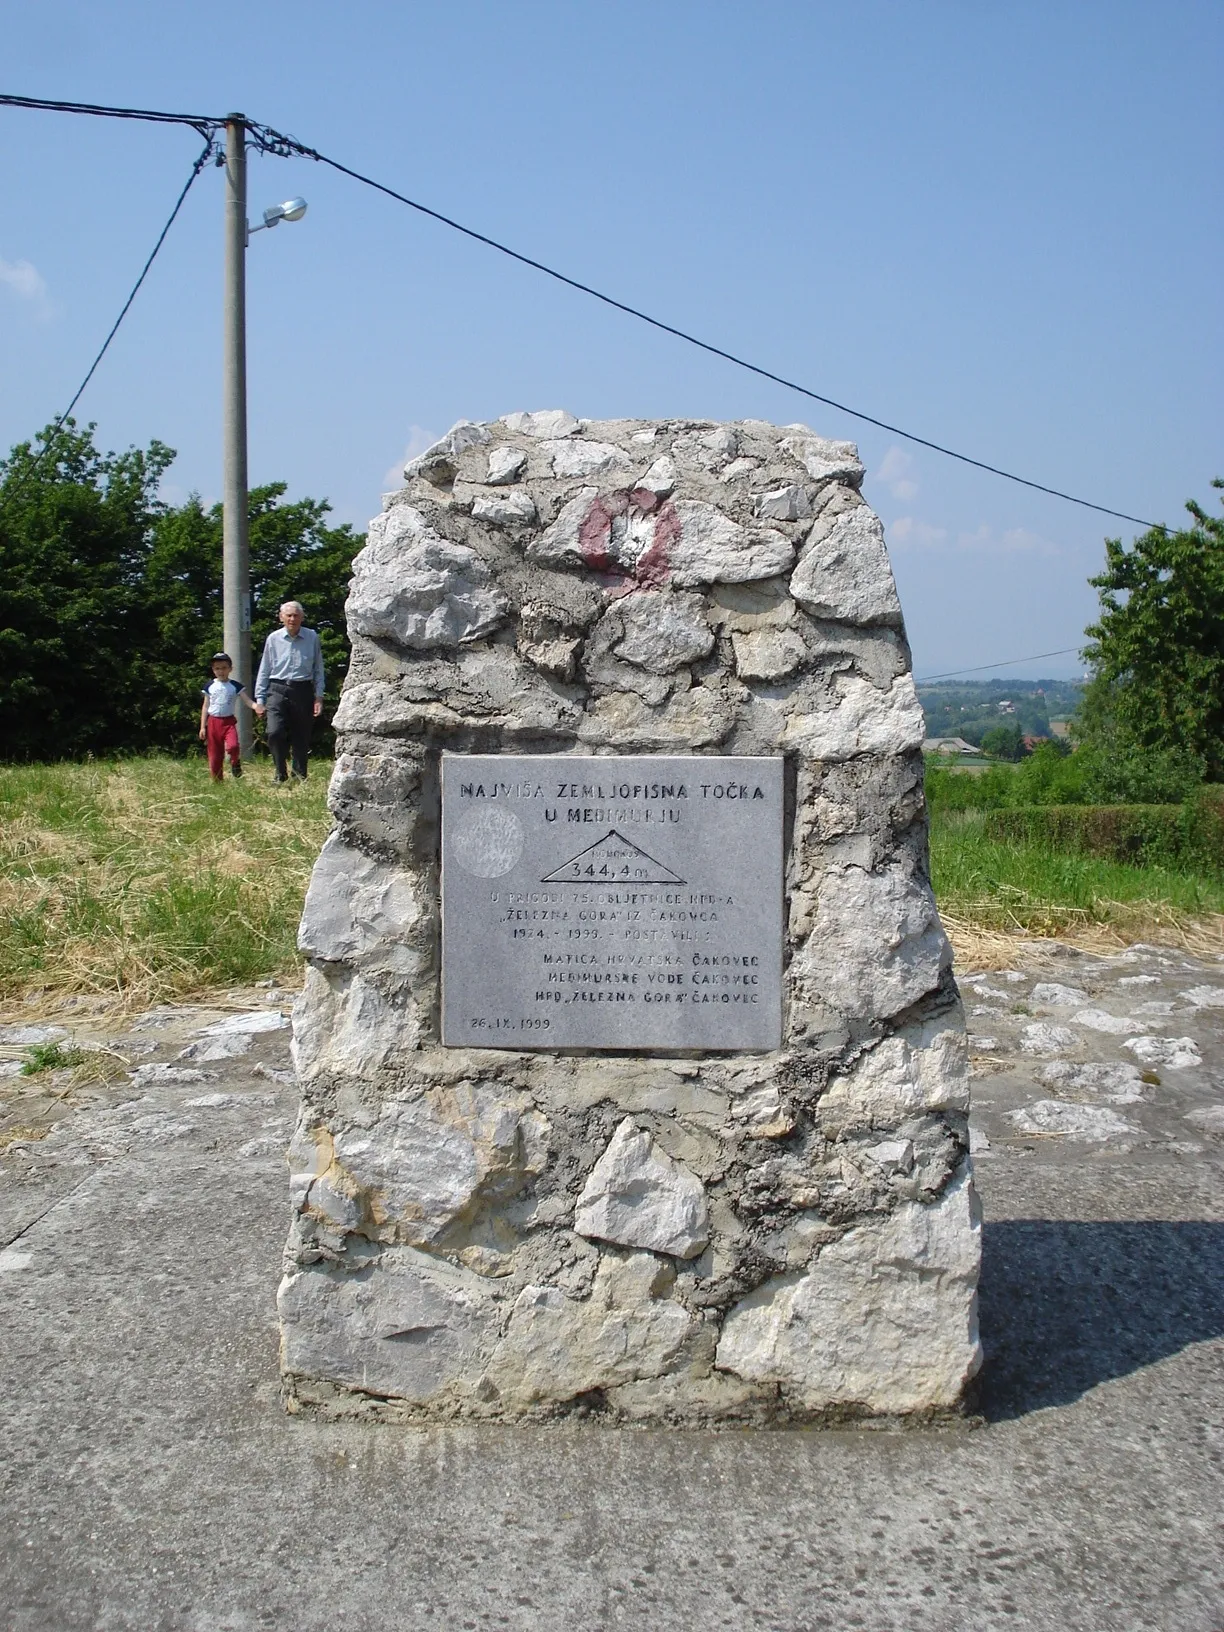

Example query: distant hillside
[917,678,1084,746]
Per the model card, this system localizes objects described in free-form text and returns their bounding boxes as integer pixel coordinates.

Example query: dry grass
[0,757,332,1013]
[942,908,1224,975]
[2,759,1220,1016]
[930,809,1224,972]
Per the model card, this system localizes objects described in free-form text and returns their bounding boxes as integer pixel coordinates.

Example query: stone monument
[279,411,982,1423]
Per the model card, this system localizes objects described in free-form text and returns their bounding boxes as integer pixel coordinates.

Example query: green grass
[3,757,1221,1011]
[19,1040,85,1075]
[929,809,1224,934]
[0,756,331,1007]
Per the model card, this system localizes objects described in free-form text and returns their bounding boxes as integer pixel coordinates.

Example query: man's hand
[253,702,266,717]
[198,726,206,741]
[313,699,323,718]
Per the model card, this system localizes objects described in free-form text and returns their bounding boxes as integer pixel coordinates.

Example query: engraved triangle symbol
[540,828,686,886]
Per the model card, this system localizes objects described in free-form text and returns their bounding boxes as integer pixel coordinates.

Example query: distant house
[997,699,1016,715]
[922,737,978,756]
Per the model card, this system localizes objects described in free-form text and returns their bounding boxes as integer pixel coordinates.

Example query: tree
[1080,482,1224,781]
[0,421,362,760]
[979,723,1026,761]
[0,422,172,758]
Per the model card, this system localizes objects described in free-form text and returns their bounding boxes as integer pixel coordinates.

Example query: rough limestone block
[483,1253,697,1408]
[574,1119,709,1259]
[282,412,978,1426]
[715,1164,982,1412]
[820,1013,971,1124]
[612,591,714,674]
[321,1086,549,1246]
[291,965,420,1083]
[790,864,951,1024]
[279,1248,499,1403]
[298,833,426,977]
[790,507,902,625]
[485,446,527,485]
[349,510,508,648]
[470,489,538,528]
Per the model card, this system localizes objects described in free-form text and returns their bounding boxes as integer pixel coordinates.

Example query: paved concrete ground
[1,945,1222,1631]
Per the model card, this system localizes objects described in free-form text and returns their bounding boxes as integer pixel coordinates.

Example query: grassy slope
[929,810,1224,932]
[0,758,331,1006]
[2,760,1221,1010]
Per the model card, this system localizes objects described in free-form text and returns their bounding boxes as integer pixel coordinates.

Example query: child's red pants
[205,713,240,777]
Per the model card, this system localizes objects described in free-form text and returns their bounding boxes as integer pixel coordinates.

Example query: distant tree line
[918,680,1081,747]
[0,422,361,761]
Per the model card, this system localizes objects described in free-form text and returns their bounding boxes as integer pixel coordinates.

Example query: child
[199,653,256,782]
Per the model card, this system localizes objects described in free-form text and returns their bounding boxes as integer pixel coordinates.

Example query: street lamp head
[259,198,308,230]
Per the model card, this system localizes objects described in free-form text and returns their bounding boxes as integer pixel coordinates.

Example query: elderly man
[252,601,325,782]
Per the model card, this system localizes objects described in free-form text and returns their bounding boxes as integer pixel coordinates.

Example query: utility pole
[222,113,252,758]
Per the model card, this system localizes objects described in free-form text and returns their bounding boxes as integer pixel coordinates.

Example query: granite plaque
[441,754,783,1051]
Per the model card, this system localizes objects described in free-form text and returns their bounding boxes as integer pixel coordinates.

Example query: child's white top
[203,678,244,717]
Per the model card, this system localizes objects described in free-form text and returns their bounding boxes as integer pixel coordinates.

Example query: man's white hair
[280,600,305,616]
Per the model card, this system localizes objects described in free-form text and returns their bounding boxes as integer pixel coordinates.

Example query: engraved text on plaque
[441,754,783,1050]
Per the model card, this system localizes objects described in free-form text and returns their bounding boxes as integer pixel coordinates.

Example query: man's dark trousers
[265,679,315,780]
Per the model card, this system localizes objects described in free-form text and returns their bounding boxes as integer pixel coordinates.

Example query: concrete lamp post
[221,112,308,758]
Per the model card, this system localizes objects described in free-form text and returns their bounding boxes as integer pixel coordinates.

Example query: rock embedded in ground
[1007,1101,1138,1141]
[1020,1022,1080,1056]
[1030,982,1091,1007]
[281,413,978,1425]
[1123,1035,1202,1069]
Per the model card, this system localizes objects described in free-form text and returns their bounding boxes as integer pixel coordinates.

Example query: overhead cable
[3,135,217,495]
[915,647,1083,683]
[0,92,1165,529]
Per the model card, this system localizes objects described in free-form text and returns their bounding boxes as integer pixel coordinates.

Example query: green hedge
[982,792,1224,875]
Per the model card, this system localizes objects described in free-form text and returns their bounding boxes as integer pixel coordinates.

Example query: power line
[915,647,1083,683]
[301,147,1164,532]
[0,93,1167,530]
[3,134,217,496]
[0,91,222,141]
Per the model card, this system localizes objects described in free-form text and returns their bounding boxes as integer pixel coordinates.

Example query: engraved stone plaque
[441,754,783,1050]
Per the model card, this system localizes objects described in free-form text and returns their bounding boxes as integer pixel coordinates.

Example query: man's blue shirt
[255,626,325,702]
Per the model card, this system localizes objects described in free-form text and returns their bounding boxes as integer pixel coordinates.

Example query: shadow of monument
[978,1219,1224,1420]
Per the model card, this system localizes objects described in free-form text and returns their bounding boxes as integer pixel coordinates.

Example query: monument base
[280,412,982,1423]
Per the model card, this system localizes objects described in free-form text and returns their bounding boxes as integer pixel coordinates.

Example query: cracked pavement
[1,945,1222,1631]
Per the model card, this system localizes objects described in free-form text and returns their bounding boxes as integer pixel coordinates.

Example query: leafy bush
[1080,481,1224,779]
[926,742,1089,813]
[982,791,1224,875]
[925,737,1208,815]
[1074,740,1208,805]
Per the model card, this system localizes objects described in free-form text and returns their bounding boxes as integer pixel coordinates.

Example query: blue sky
[2,0,1220,680]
